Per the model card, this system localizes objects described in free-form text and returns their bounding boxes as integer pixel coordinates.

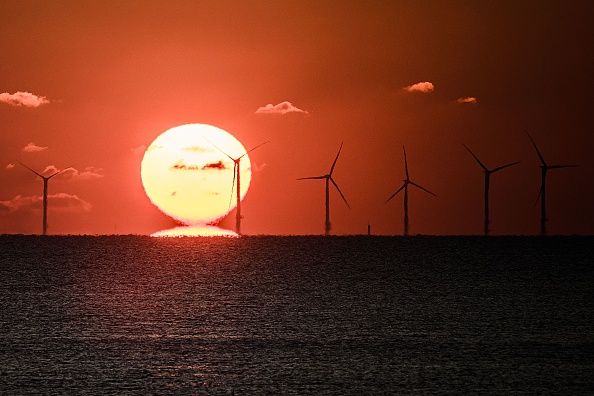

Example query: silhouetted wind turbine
[463,144,520,236]
[385,146,436,236]
[526,133,577,236]
[297,143,350,236]
[20,162,68,235]
[206,139,269,235]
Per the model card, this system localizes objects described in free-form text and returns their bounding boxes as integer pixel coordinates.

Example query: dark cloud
[202,161,226,170]
[171,160,200,171]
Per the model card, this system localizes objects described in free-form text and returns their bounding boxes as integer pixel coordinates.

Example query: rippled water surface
[1,236,593,395]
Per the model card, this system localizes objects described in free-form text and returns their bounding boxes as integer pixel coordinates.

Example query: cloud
[6,163,15,170]
[255,101,308,115]
[456,97,478,104]
[0,91,50,107]
[58,166,105,181]
[23,142,48,152]
[251,162,267,173]
[131,145,146,155]
[0,193,92,213]
[404,82,435,93]
[182,145,211,152]
[145,144,163,153]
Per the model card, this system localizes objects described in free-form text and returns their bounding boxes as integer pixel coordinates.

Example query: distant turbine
[206,139,269,235]
[463,144,520,236]
[385,146,436,236]
[297,143,350,236]
[526,133,578,236]
[20,162,68,235]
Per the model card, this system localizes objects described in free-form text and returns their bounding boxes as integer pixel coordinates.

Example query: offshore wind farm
[7,129,586,237]
[2,3,594,395]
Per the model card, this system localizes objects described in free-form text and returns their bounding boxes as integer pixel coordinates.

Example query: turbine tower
[297,143,350,236]
[206,139,269,235]
[463,144,520,236]
[385,146,436,236]
[20,162,67,235]
[526,133,577,236]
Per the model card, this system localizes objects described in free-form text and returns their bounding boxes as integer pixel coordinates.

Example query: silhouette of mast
[20,162,67,235]
[206,139,269,235]
[385,146,436,236]
[297,143,350,236]
[526,133,577,236]
[463,144,520,235]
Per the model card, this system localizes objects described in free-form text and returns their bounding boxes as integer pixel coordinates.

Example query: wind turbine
[385,146,436,236]
[526,133,577,236]
[206,139,269,235]
[463,144,520,236]
[19,162,68,235]
[297,143,350,236]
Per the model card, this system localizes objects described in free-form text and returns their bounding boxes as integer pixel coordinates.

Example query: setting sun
[140,124,251,236]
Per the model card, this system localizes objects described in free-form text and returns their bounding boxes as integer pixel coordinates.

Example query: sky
[1,1,593,236]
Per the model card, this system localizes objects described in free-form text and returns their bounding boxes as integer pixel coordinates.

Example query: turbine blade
[463,144,488,171]
[526,132,547,166]
[385,184,405,203]
[47,165,73,179]
[403,146,410,180]
[409,181,437,196]
[203,136,235,161]
[491,160,521,173]
[534,185,542,207]
[297,175,327,180]
[19,162,43,178]
[228,163,237,210]
[238,140,270,160]
[329,143,344,175]
[330,177,350,209]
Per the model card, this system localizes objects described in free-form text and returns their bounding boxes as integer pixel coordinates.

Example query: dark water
[0,235,592,395]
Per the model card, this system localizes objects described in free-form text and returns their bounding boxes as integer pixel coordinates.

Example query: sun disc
[141,124,252,227]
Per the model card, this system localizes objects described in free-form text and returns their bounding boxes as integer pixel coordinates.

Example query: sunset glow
[1,2,592,235]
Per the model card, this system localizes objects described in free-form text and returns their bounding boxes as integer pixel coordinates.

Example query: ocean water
[0,235,592,395]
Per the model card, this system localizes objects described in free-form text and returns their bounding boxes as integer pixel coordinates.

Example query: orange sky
[1,1,593,236]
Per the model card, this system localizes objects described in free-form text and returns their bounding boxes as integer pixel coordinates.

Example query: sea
[0,235,592,395]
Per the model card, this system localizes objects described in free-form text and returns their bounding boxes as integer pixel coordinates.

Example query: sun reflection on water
[151,224,238,237]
